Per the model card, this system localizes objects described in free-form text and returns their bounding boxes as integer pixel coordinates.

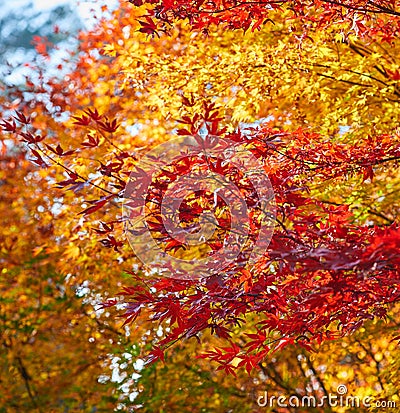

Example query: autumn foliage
[1,0,400,411]
[131,0,400,39]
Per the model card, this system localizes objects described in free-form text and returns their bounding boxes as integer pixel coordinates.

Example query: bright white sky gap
[1,0,118,26]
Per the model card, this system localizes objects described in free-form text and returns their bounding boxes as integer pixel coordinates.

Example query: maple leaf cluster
[107,113,400,368]
[130,0,400,39]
